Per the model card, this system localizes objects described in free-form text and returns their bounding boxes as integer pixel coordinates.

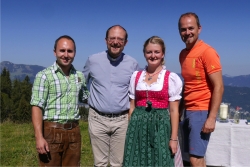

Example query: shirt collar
[52,62,76,74]
[107,51,123,62]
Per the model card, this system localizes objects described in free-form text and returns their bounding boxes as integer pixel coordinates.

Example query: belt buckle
[63,123,72,130]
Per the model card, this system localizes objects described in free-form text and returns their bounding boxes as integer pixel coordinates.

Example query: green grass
[0,121,94,166]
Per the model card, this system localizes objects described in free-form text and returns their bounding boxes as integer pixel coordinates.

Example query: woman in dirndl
[123,36,183,167]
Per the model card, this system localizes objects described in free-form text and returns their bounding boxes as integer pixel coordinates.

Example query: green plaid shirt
[30,62,89,123]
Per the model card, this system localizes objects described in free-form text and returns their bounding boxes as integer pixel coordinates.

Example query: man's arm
[32,106,49,154]
[82,57,91,86]
[202,71,224,133]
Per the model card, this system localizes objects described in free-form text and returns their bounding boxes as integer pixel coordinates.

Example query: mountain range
[0,61,45,83]
[1,61,250,111]
[1,61,249,87]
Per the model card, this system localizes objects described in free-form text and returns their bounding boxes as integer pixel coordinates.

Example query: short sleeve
[128,71,138,99]
[203,48,222,75]
[168,72,183,101]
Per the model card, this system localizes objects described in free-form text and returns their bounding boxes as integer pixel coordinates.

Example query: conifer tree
[15,95,31,123]
[0,93,13,122]
[0,68,13,122]
[1,68,12,97]
[10,79,22,121]
[11,79,22,110]
[13,75,32,122]
[21,76,32,102]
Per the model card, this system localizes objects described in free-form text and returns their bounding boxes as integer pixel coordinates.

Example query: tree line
[1,68,32,123]
[1,66,249,123]
[0,68,89,123]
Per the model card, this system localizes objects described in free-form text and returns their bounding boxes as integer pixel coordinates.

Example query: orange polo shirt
[179,40,222,110]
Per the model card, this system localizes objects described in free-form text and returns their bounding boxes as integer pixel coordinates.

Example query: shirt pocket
[49,80,68,98]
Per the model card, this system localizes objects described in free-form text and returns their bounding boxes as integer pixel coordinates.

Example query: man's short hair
[105,25,128,41]
[178,12,201,30]
[54,35,76,52]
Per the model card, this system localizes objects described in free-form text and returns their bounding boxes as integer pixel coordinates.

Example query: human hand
[169,140,178,155]
[36,137,49,154]
[202,117,216,133]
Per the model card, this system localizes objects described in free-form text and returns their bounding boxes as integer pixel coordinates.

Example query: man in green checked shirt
[30,35,89,166]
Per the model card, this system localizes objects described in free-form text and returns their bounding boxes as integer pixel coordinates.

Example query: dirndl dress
[123,71,175,167]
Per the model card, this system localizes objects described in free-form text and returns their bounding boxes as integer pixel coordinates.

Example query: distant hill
[176,73,250,88]
[1,61,250,87]
[175,74,250,111]
[223,86,250,111]
[222,75,250,88]
[0,61,45,83]
[1,61,250,111]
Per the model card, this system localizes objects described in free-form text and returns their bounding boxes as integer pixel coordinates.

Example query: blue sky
[1,0,250,76]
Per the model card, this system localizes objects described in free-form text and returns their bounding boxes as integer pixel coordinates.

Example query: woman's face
[144,43,164,67]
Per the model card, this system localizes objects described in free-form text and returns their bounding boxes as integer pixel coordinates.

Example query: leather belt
[43,121,79,130]
[90,106,128,118]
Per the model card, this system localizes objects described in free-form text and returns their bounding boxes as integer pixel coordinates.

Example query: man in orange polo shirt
[178,12,224,167]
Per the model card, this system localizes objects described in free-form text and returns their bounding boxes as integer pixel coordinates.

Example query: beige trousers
[88,108,128,167]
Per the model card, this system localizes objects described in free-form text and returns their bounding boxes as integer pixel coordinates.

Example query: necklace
[146,67,163,81]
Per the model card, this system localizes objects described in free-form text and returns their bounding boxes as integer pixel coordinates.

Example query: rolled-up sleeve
[30,72,48,109]
[168,72,183,101]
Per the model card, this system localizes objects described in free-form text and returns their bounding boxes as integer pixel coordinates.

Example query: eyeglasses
[107,37,126,43]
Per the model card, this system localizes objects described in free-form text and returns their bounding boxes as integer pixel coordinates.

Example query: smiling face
[179,15,201,50]
[144,43,164,68]
[106,26,127,58]
[54,38,75,71]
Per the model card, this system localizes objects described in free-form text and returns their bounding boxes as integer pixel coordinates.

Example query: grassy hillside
[0,121,93,166]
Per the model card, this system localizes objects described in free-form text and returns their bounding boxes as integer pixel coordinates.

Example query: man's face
[54,38,75,69]
[179,16,201,49]
[106,26,127,58]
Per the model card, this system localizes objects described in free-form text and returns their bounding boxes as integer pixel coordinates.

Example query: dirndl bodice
[135,70,170,108]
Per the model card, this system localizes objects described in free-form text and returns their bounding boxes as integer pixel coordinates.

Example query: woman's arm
[169,100,180,154]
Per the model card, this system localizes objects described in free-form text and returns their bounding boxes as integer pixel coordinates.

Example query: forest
[0,68,88,123]
[1,67,249,123]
